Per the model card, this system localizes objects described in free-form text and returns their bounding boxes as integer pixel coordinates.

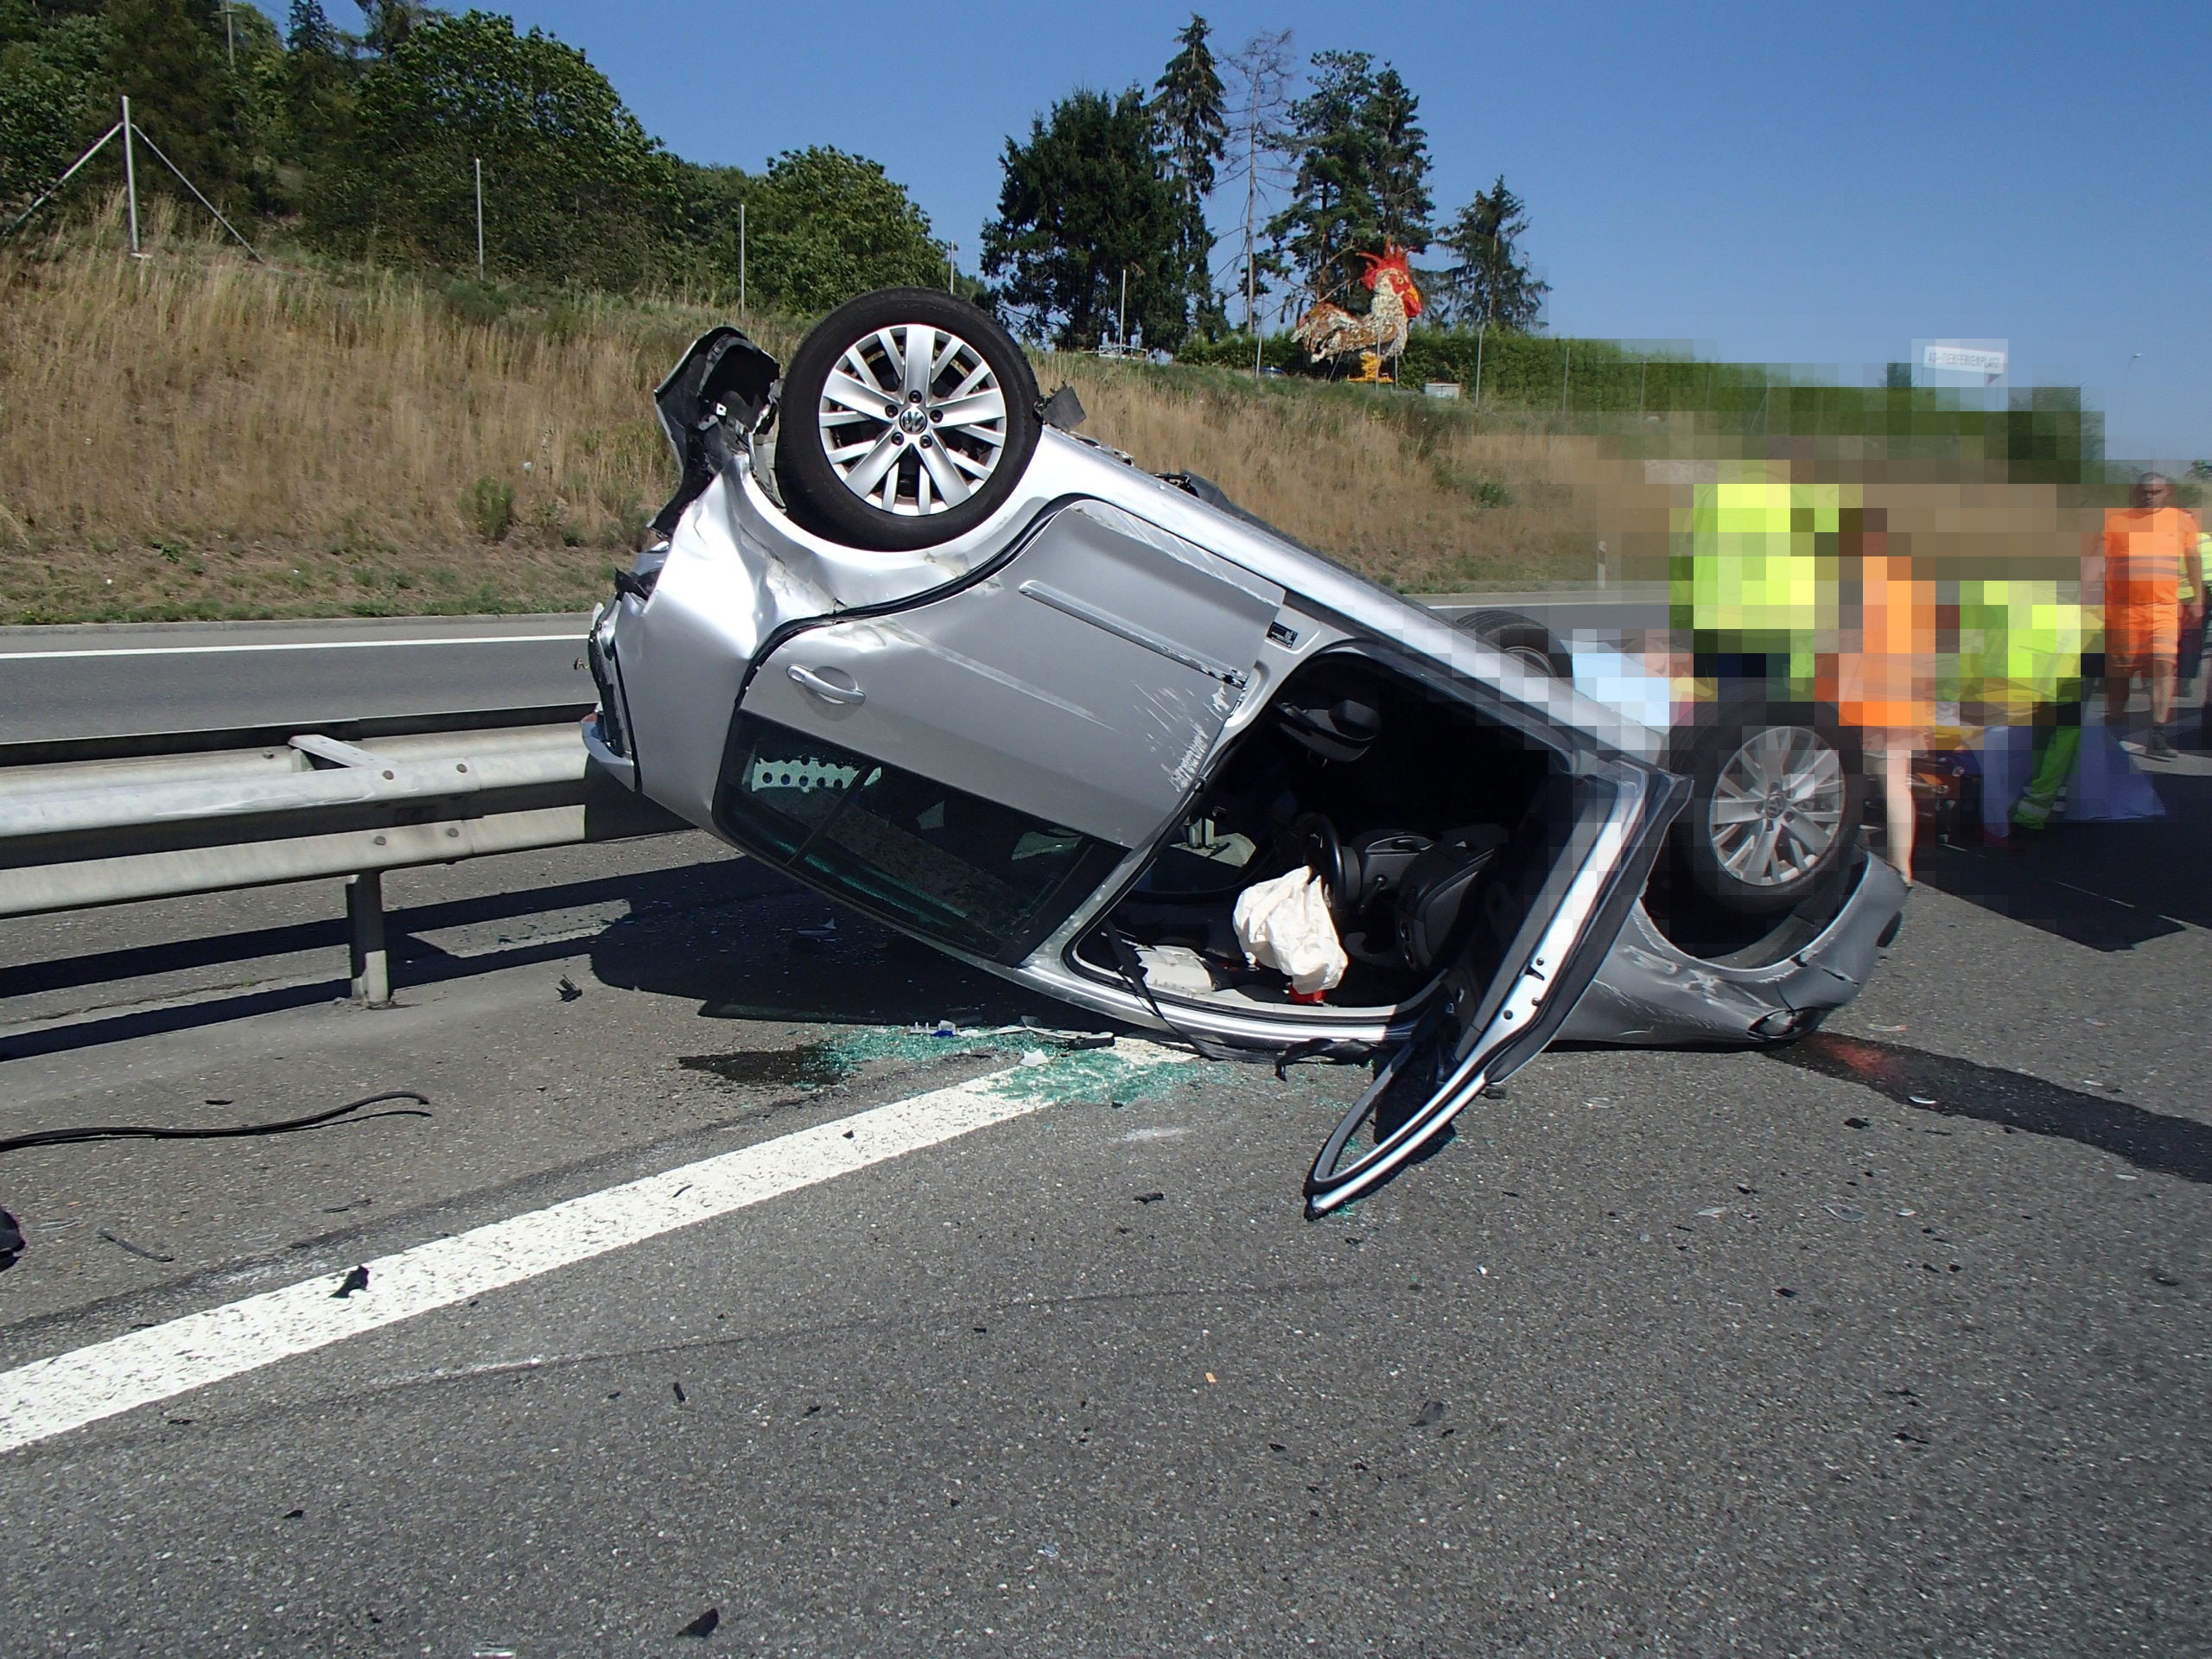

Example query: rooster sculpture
[1293,245,1424,383]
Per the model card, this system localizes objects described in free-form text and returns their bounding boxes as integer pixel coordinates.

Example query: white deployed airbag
[1232,867,1348,996]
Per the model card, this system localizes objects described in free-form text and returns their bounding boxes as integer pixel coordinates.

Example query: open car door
[1305,761,1687,1217]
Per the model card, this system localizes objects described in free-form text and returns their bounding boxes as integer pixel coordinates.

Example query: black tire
[1668,689,1863,915]
[1452,607,1573,680]
[773,288,1042,551]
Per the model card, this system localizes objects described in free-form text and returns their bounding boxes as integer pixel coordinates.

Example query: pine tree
[359,0,428,60]
[1268,48,1379,305]
[1153,14,1226,197]
[283,0,352,169]
[1365,67,1431,253]
[1438,175,1548,332]
[285,0,337,56]
[1268,53,1433,308]
[982,86,1187,351]
[1149,14,1226,339]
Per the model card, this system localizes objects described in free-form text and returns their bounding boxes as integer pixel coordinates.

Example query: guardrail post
[347,872,391,1007]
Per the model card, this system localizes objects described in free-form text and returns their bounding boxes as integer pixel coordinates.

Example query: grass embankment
[0,202,1601,624]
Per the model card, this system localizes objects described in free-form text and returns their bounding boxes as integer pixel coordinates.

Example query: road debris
[557,976,583,1002]
[677,1607,720,1639]
[97,1230,175,1262]
[1413,1400,1446,1427]
[332,1265,370,1299]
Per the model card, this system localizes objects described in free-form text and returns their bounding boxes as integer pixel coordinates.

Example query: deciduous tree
[724,147,944,315]
[309,10,671,289]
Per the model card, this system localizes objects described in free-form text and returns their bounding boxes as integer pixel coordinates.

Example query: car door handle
[786,664,866,706]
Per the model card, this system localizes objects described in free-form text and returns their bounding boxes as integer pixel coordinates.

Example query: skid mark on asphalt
[0,1039,1192,1454]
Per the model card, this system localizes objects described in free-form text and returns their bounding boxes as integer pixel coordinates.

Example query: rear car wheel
[1669,690,1861,914]
[1452,607,1573,681]
[773,288,1042,550]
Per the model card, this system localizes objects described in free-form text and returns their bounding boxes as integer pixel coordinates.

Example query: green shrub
[467,476,516,542]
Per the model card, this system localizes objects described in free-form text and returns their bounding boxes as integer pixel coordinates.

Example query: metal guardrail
[0,720,682,1005]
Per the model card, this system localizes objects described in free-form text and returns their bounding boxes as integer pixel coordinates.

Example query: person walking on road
[2100,472,2203,761]
[1839,548,1937,885]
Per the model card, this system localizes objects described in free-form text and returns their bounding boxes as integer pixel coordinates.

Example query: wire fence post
[474,156,484,280]
[120,94,140,257]
[127,120,263,262]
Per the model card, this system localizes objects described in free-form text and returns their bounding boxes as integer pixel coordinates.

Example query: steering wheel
[1289,812,1348,918]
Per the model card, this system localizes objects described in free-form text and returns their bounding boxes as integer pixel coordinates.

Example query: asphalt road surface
[1,772,2205,1653]
[0,613,596,747]
[0,592,1661,749]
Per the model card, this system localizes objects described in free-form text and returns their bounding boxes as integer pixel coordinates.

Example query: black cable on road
[0,1090,431,1274]
[0,1090,430,1157]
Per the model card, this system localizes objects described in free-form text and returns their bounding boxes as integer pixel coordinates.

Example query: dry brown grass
[0,199,802,622]
[1054,356,1602,592]
[0,204,1607,622]
[0,207,2116,626]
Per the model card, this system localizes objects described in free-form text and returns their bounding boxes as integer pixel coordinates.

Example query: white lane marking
[0,633,581,662]
[0,1042,1189,1453]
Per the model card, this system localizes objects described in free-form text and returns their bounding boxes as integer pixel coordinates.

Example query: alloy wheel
[1707,724,1845,887]
[816,323,1008,518]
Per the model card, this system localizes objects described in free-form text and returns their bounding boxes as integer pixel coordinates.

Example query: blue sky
[278,2,2208,462]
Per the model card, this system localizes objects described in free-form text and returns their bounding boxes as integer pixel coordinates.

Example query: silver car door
[737,499,1285,849]
[1304,759,1688,1217]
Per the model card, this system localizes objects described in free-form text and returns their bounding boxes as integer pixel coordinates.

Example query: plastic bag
[1232,867,1348,996]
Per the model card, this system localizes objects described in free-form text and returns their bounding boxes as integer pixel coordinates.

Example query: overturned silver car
[585,288,1907,1215]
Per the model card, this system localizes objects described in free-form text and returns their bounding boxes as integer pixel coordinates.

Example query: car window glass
[720,715,1118,959]
[1139,817,1262,893]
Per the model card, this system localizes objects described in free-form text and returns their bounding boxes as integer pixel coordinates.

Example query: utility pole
[474,157,484,280]
[1119,265,1129,351]
[222,2,235,68]
[739,200,746,312]
[120,94,140,257]
[947,243,957,293]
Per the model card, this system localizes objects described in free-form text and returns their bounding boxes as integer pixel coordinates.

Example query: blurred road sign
[1923,344,2008,379]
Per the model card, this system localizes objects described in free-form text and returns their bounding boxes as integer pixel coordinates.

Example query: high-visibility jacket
[1670,470,2086,726]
